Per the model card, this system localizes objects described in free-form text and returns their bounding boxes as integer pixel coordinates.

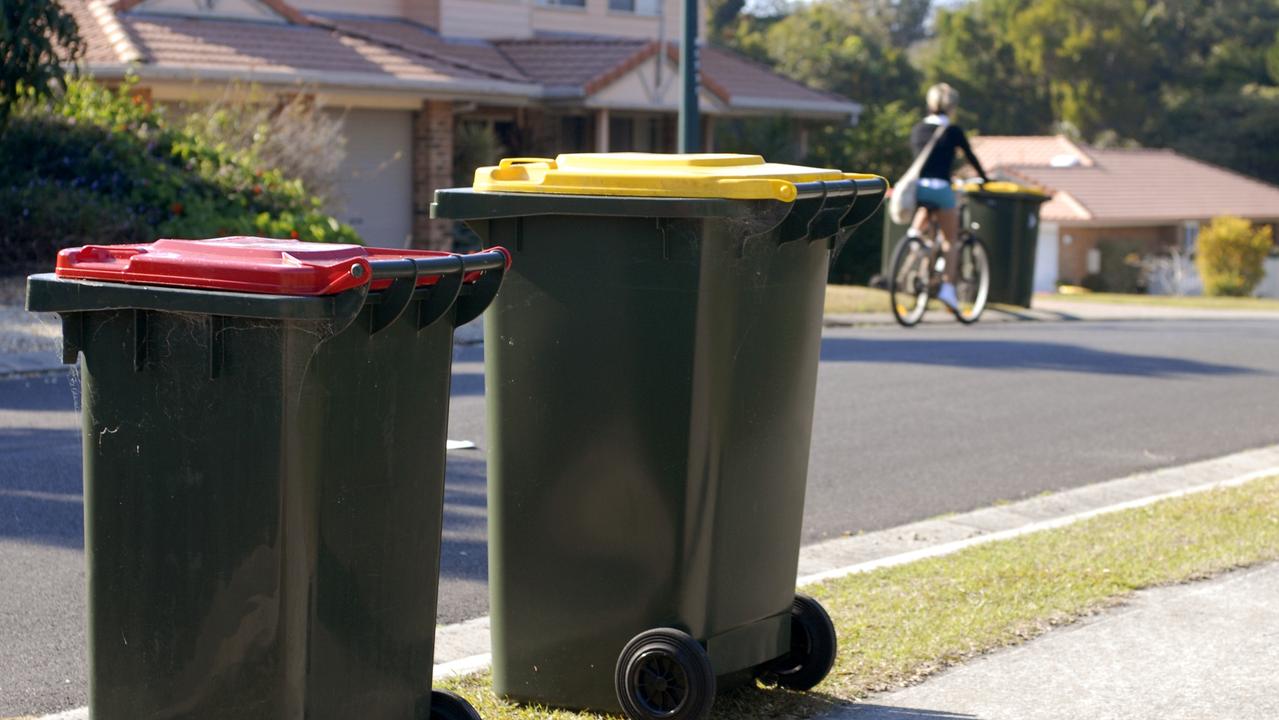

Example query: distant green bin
[434,153,886,720]
[26,238,507,720]
[959,182,1050,307]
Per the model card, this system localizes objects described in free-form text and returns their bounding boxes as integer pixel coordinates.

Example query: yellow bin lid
[473,153,877,203]
[957,180,1050,198]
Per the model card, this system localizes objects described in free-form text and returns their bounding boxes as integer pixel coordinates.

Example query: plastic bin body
[26,242,505,720]
[881,200,913,277]
[434,171,885,713]
[961,185,1049,307]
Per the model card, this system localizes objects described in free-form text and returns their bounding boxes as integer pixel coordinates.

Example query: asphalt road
[4,318,1279,715]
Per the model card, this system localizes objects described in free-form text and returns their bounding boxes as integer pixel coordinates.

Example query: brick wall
[412,100,454,251]
[1058,225,1178,285]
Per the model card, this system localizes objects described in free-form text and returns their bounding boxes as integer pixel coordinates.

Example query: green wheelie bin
[26,237,509,720]
[959,181,1050,307]
[433,153,887,720]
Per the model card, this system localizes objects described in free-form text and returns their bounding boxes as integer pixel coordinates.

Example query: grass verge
[441,476,1279,719]
[1038,291,1279,311]
[825,284,946,315]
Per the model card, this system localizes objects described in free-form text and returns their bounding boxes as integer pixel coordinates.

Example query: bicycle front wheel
[953,236,990,324]
[888,236,931,327]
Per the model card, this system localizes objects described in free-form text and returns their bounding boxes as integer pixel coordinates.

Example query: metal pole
[678,0,699,153]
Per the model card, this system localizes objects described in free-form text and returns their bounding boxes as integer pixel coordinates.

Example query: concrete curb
[25,451,1279,719]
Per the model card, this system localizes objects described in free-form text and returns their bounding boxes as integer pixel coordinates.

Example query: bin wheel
[759,594,837,691]
[429,689,482,720]
[615,627,716,720]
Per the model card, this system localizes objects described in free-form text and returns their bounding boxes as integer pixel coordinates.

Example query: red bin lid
[54,237,475,295]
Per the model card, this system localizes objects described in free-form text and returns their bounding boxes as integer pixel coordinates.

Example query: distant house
[970,135,1279,294]
[65,0,860,249]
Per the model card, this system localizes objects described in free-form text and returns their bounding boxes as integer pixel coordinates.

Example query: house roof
[492,38,857,117]
[493,38,654,96]
[61,0,857,119]
[969,135,1095,169]
[972,136,1279,225]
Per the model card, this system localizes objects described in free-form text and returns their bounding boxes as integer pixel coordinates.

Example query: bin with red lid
[26,236,509,720]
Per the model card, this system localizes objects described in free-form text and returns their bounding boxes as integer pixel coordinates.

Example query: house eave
[86,62,540,104]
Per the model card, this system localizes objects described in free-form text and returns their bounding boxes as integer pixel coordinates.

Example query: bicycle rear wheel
[888,235,931,327]
[952,236,990,324]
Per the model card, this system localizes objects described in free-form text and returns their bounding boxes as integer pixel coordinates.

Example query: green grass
[440,476,1279,719]
[824,284,947,315]
[1040,291,1279,311]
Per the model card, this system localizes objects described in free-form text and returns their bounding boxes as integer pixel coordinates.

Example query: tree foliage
[1,79,359,271]
[721,0,1279,187]
[0,0,83,128]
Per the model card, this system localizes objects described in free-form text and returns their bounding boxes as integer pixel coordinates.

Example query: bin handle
[497,157,556,170]
[452,248,510,328]
[362,249,510,334]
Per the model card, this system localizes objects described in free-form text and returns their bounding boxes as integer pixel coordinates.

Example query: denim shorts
[916,182,957,210]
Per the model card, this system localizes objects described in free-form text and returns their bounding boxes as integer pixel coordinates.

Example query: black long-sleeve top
[910,119,988,182]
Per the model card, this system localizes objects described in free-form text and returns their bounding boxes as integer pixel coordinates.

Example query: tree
[926,0,1054,134]
[707,0,748,41]
[0,0,83,129]
[751,2,922,106]
[1269,30,1279,84]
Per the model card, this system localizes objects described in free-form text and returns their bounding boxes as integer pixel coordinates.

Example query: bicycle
[887,205,990,327]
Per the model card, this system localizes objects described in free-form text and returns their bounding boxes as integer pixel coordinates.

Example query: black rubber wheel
[761,594,838,691]
[429,689,482,720]
[888,235,932,327]
[615,627,716,720]
[952,235,991,325]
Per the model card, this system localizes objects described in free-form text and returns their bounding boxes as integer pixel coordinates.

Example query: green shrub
[0,78,359,273]
[1195,216,1274,297]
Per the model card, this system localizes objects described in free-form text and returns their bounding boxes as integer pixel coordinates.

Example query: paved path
[829,562,1279,720]
[4,316,1279,715]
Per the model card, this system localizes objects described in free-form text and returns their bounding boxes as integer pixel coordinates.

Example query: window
[539,0,586,7]
[609,0,662,15]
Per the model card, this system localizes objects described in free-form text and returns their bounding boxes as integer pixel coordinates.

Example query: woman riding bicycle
[908,83,989,311]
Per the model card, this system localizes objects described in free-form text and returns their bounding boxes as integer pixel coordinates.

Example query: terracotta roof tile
[971,135,1094,169]
[119,12,501,83]
[494,37,649,92]
[992,144,1279,224]
[699,46,849,107]
[314,16,529,83]
[63,0,133,63]
[61,2,857,115]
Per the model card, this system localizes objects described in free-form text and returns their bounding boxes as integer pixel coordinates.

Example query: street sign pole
[678,0,699,153]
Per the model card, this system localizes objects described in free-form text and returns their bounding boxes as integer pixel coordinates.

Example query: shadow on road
[0,427,84,548]
[820,337,1258,377]
[833,705,980,719]
[450,371,485,396]
[440,454,489,583]
[0,373,78,411]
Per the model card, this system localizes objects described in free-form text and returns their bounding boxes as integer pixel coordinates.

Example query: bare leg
[910,206,931,235]
[936,207,962,284]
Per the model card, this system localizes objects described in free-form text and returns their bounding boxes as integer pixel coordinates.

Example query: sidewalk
[828,562,1279,720]
[824,296,1279,327]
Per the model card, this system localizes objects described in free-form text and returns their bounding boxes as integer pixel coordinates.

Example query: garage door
[332,109,413,248]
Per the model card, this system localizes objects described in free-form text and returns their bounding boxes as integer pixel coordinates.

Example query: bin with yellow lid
[433,153,886,720]
[959,181,1051,307]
